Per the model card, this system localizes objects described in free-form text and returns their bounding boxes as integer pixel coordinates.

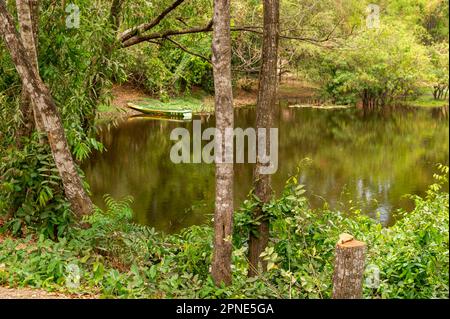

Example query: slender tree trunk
[109,0,124,30]
[15,0,44,144]
[248,0,279,277]
[17,82,35,143]
[211,0,234,286]
[433,86,439,100]
[0,0,93,217]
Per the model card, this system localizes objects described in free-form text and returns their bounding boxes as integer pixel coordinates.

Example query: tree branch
[279,18,344,44]
[233,20,343,45]
[163,37,211,63]
[119,0,186,43]
[121,19,349,48]
[122,19,213,48]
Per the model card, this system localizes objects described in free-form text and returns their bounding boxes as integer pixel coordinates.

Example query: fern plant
[0,138,73,238]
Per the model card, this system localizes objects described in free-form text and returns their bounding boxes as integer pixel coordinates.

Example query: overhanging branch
[119,0,186,43]
[163,37,211,63]
[122,19,213,48]
[121,19,350,48]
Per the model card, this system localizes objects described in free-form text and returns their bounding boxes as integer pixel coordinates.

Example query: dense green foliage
[293,0,449,106]
[123,38,214,97]
[317,25,433,106]
[0,139,73,239]
[429,42,449,100]
[0,167,448,298]
[1,0,124,135]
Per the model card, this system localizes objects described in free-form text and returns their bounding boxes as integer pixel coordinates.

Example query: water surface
[83,105,449,233]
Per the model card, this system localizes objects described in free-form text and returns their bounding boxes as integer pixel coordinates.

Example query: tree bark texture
[210,0,234,286]
[332,237,367,299]
[15,0,44,143]
[248,0,279,277]
[0,0,93,217]
[109,0,124,31]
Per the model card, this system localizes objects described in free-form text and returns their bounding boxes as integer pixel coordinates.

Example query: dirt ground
[0,224,95,300]
[107,78,318,115]
[111,83,150,109]
[0,286,92,299]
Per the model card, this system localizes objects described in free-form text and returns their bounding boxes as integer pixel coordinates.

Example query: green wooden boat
[127,102,192,120]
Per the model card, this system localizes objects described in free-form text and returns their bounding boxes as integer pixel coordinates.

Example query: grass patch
[136,95,214,114]
[403,90,449,108]
[97,103,118,113]
[95,104,130,126]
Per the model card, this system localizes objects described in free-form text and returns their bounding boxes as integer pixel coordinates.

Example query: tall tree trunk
[0,0,93,217]
[211,0,234,286]
[15,0,44,144]
[248,0,279,277]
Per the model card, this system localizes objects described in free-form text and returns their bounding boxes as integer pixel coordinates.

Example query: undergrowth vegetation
[0,138,100,239]
[0,166,448,299]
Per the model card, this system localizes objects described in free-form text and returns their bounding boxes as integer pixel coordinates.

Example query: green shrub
[0,139,73,238]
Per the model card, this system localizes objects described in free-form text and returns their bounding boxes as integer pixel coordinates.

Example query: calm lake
[83,105,449,233]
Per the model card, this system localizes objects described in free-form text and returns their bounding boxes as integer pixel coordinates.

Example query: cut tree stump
[332,233,366,299]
